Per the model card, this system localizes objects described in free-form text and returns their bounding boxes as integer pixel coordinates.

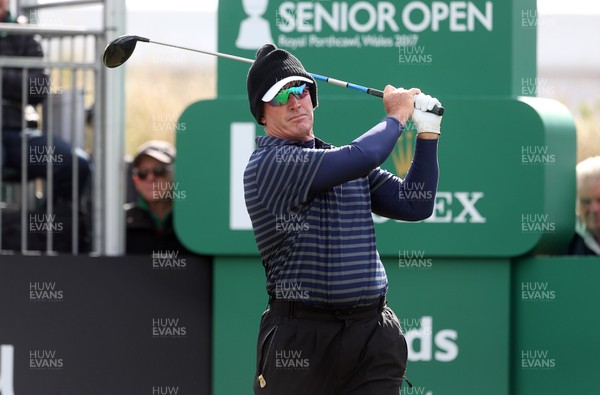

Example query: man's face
[132,156,173,203]
[261,82,314,142]
[577,176,600,237]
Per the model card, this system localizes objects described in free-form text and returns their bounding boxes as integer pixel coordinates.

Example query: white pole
[102,0,126,255]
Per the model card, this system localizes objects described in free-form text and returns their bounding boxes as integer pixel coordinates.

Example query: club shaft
[310,73,383,97]
[139,38,444,115]
[148,40,384,98]
[149,40,254,65]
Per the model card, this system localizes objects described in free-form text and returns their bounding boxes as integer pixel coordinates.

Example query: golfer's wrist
[390,113,410,127]
[417,132,440,140]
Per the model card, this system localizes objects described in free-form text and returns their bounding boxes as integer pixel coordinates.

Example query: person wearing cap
[125,140,190,254]
[244,44,443,394]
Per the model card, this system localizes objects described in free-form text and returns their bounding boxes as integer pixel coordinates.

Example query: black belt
[268,296,387,321]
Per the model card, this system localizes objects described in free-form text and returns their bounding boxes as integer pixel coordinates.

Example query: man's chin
[586,222,600,238]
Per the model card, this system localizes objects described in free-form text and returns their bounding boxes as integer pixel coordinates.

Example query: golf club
[103,35,444,116]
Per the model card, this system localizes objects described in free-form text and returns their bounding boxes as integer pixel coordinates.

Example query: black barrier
[0,254,212,395]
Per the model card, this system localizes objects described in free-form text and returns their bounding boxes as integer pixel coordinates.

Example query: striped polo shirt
[244,135,396,308]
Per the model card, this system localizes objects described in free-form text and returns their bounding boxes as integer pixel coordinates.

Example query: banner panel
[176,97,575,256]
[212,256,511,395]
[0,255,212,395]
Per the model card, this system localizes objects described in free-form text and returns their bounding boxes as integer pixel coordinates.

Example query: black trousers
[253,299,408,395]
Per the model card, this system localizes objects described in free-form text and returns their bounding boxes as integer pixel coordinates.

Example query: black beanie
[247,44,318,125]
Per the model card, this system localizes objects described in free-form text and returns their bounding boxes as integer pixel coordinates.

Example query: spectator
[0,0,92,205]
[563,156,600,255]
[0,2,92,252]
[125,140,191,255]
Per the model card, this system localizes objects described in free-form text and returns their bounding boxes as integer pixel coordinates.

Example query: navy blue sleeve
[369,138,439,221]
[308,117,403,195]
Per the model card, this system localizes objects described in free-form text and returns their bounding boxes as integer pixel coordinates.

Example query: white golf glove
[412,93,443,134]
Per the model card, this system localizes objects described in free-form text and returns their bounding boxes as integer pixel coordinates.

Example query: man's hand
[383,85,421,126]
[412,93,443,139]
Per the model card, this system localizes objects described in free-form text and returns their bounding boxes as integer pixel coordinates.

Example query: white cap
[261,76,313,102]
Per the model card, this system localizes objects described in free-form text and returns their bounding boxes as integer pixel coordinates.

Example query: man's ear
[132,175,141,189]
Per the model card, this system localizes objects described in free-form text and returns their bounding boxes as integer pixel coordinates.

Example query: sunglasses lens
[136,169,149,180]
[154,166,167,177]
[269,84,308,106]
[135,166,169,180]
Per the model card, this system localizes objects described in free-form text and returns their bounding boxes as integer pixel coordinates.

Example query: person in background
[125,140,191,255]
[0,0,92,252]
[563,156,600,255]
[0,0,92,205]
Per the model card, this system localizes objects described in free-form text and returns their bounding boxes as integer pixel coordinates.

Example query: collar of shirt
[575,218,600,255]
[256,136,332,149]
[137,196,170,231]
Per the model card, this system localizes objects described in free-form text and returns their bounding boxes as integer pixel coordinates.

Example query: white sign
[0,345,15,395]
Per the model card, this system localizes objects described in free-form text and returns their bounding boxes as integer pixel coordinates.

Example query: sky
[123,0,600,14]
[537,0,600,14]
[125,0,218,12]
[36,0,218,11]
[31,0,600,14]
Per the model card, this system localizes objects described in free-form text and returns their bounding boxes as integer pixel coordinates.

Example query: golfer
[244,44,442,395]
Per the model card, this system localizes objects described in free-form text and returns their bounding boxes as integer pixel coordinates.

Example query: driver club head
[103,35,150,68]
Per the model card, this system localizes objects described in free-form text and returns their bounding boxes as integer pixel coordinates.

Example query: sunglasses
[268,83,309,107]
[133,165,170,180]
